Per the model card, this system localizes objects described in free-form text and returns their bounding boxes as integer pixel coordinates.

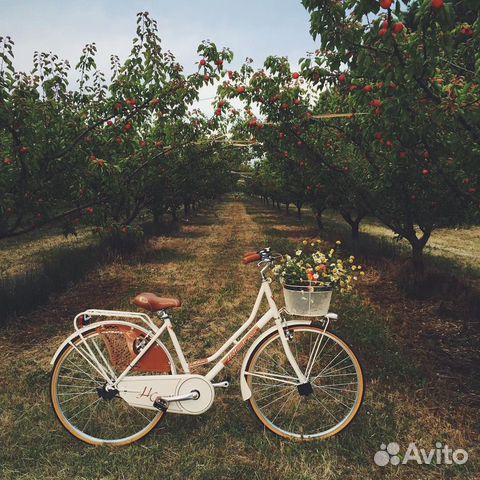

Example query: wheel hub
[297,382,313,396]
[97,384,119,400]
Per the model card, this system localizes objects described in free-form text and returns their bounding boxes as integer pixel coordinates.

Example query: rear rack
[73,309,158,332]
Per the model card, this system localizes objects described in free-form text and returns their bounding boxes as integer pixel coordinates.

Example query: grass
[0,197,478,479]
[0,215,183,323]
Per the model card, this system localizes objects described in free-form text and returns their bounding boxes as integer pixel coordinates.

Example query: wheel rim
[246,326,363,440]
[51,330,169,446]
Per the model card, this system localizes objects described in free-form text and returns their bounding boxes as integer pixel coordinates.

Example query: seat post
[156,310,170,320]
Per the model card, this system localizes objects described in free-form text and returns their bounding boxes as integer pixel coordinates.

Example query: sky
[0,0,318,114]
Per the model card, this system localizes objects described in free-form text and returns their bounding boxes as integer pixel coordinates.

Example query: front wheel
[244,325,364,441]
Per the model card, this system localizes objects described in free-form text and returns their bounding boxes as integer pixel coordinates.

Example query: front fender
[50,320,156,366]
[239,320,312,401]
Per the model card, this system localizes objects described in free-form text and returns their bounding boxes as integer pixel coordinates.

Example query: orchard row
[1,3,479,274]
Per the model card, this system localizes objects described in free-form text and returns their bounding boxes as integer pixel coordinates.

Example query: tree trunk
[410,239,425,277]
[351,219,360,241]
[296,205,302,218]
[315,209,324,231]
[406,229,431,277]
[171,208,178,222]
[340,210,364,242]
[286,202,290,214]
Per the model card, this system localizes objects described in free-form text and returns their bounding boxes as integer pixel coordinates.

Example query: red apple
[380,0,393,8]
[237,86,246,94]
[370,99,382,107]
[378,28,388,37]
[279,132,286,139]
[431,0,444,9]
[216,59,223,66]
[215,108,222,116]
[292,72,300,80]
[85,207,94,215]
[19,146,29,154]
[204,74,210,81]
[116,136,123,145]
[199,58,206,66]
[399,151,407,159]
[422,169,430,176]
[283,151,289,158]
[339,73,347,83]
[107,120,114,127]
[393,23,405,34]
[293,99,301,105]
[363,85,373,92]
[3,158,13,165]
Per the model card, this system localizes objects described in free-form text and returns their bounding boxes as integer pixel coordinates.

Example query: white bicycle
[50,248,364,446]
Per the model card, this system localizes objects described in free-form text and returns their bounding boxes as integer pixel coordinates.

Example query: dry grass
[0,198,478,479]
[0,227,94,277]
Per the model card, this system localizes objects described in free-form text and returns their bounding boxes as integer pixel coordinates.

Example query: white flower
[295,249,302,256]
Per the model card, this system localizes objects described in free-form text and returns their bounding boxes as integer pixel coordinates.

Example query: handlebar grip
[243,253,261,264]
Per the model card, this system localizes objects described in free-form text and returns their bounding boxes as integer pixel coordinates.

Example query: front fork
[274,316,308,384]
[274,312,336,385]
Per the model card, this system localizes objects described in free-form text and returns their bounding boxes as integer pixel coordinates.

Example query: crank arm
[153,390,199,412]
[212,380,229,388]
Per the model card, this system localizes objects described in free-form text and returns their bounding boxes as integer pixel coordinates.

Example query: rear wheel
[245,325,363,441]
[51,326,173,446]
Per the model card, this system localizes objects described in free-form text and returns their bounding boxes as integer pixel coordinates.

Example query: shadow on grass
[0,218,201,325]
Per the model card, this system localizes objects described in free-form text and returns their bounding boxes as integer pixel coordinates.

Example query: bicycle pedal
[153,397,168,412]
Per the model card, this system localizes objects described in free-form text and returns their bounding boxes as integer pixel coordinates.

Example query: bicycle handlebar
[243,253,261,264]
[242,248,282,265]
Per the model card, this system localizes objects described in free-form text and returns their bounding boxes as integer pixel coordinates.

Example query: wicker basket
[282,282,332,317]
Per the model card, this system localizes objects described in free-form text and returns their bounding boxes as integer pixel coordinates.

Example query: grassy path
[0,200,477,479]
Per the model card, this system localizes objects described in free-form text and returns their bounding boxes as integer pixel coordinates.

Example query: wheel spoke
[246,326,363,440]
[52,329,167,446]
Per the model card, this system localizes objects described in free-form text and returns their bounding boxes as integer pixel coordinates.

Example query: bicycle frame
[51,277,308,389]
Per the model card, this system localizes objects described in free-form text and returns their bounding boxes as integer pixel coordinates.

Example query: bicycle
[50,247,364,446]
